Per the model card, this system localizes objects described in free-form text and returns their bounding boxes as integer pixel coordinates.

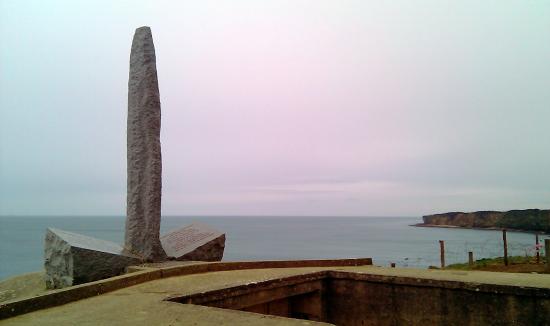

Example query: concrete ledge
[327,270,550,298]
[0,270,161,319]
[159,258,372,278]
[0,258,372,320]
[3,265,550,325]
[162,268,550,325]
[169,269,550,309]
[167,271,328,304]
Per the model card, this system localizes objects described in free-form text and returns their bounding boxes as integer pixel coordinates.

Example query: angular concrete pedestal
[160,223,225,262]
[44,228,142,289]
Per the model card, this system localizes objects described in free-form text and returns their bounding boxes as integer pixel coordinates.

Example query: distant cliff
[421,209,550,233]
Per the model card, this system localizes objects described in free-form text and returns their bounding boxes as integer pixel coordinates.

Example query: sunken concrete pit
[168,269,550,325]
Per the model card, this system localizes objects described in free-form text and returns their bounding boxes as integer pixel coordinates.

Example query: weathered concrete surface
[44,228,141,289]
[326,270,550,326]
[1,268,335,325]
[125,26,166,261]
[0,259,371,319]
[168,267,550,325]
[3,266,550,325]
[160,223,225,261]
[171,271,328,321]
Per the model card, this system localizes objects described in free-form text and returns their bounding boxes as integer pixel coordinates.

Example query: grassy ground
[446,255,549,273]
[0,272,48,303]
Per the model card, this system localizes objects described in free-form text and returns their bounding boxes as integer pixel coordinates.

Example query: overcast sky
[1,1,549,216]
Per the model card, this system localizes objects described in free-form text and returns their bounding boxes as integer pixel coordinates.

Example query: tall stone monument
[43,27,226,289]
[125,26,166,261]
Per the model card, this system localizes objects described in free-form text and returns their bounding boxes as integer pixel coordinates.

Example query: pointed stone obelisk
[125,26,166,261]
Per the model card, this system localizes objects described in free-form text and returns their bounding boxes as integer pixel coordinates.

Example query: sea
[1,216,547,281]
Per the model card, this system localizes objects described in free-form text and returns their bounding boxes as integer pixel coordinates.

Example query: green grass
[446,255,546,270]
[447,256,521,270]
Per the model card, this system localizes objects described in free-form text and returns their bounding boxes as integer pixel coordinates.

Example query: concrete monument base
[160,223,225,262]
[44,228,142,289]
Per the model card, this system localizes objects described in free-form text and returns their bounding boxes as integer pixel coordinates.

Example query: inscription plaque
[160,222,225,259]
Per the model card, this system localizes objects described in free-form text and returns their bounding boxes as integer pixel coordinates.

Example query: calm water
[0,216,547,281]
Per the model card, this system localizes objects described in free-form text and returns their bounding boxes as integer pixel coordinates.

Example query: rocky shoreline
[412,223,549,235]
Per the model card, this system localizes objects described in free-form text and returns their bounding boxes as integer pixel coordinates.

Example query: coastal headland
[416,209,550,234]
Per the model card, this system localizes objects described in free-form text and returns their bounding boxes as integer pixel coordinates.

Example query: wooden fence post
[536,233,540,264]
[502,229,508,266]
[545,239,550,272]
[439,240,445,269]
[468,251,474,266]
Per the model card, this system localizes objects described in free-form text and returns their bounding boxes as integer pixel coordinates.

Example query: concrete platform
[2,267,336,325]
[1,259,550,325]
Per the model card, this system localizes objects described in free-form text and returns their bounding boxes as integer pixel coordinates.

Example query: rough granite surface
[160,223,225,261]
[178,234,226,262]
[125,26,166,261]
[44,228,142,289]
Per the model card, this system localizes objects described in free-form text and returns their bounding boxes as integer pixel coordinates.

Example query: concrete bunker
[168,270,550,325]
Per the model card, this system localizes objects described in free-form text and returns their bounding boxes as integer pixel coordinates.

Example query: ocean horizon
[1,215,547,281]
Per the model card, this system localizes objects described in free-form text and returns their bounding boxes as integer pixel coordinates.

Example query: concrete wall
[174,270,550,325]
[242,291,324,321]
[326,278,548,325]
